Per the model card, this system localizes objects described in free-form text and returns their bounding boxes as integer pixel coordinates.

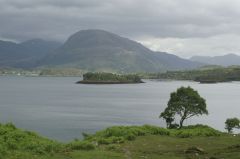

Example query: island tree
[225,118,240,133]
[160,86,208,128]
[79,72,143,84]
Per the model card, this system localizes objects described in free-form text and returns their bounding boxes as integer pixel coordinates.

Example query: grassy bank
[1,123,240,159]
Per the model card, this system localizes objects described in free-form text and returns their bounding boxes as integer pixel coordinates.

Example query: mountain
[190,54,240,66]
[20,39,61,59]
[42,29,201,72]
[0,39,61,68]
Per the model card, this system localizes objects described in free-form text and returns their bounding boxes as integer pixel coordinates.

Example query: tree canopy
[81,72,143,83]
[225,118,240,133]
[160,86,208,128]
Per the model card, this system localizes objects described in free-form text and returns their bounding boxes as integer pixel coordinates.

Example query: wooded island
[77,72,144,84]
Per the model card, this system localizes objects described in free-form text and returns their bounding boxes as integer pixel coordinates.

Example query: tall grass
[0,122,224,158]
[81,124,222,145]
[0,122,63,158]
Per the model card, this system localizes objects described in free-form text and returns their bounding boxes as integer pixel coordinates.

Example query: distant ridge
[0,39,61,68]
[41,29,202,72]
[190,53,240,66]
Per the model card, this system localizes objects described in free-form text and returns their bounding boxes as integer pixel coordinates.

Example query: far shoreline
[76,80,145,84]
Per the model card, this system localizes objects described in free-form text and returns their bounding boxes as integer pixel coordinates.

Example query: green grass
[69,150,124,159]
[0,123,240,159]
[122,135,240,159]
[81,124,222,145]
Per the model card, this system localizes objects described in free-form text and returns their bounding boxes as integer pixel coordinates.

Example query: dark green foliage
[80,72,143,83]
[169,123,179,129]
[225,118,240,133]
[159,110,175,128]
[160,87,208,128]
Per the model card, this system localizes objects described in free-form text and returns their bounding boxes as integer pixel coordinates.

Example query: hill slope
[42,30,201,72]
[20,39,61,59]
[190,53,240,66]
[0,39,61,68]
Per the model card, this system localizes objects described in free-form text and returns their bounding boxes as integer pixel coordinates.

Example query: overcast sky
[1,0,240,58]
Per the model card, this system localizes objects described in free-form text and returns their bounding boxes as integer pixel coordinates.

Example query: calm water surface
[0,76,239,141]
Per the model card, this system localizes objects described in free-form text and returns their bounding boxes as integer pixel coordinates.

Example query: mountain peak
[74,29,116,34]
[68,29,121,41]
[62,29,131,50]
[42,29,201,72]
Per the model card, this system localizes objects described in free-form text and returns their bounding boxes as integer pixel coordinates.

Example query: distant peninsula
[77,72,144,84]
[146,65,240,84]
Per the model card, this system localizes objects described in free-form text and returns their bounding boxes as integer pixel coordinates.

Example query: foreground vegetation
[1,122,240,159]
[77,72,143,84]
[160,87,208,129]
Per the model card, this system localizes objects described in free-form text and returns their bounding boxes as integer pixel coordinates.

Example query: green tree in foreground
[160,86,208,129]
[225,118,240,133]
[159,110,175,128]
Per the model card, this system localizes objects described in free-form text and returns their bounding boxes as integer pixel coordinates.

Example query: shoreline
[76,80,144,84]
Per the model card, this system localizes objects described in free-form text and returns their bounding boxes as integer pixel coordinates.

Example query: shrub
[67,141,95,150]
[0,145,7,159]
[0,122,63,155]
[171,125,222,138]
[85,125,170,145]
[106,144,121,152]
[142,125,170,135]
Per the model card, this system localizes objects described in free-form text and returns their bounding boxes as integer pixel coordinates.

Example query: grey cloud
[1,0,240,56]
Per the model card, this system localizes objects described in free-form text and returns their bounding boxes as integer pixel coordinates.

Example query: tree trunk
[179,118,185,129]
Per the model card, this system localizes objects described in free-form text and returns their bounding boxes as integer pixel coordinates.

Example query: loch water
[0,76,239,141]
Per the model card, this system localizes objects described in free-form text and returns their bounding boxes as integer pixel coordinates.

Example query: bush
[171,125,222,138]
[85,125,170,145]
[85,124,222,144]
[142,125,170,135]
[106,144,121,152]
[0,122,63,155]
[67,141,95,150]
[97,136,125,144]
[0,145,7,159]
